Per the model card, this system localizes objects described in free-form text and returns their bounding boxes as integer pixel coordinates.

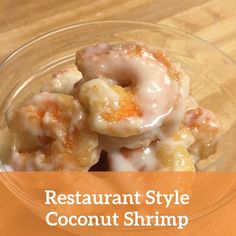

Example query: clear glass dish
[0,20,235,171]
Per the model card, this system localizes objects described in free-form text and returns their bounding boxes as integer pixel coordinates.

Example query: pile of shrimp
[5,42,221,171]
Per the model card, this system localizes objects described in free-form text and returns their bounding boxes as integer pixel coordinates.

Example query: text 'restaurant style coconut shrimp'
[6,92,99,171]
[76,42,189,148]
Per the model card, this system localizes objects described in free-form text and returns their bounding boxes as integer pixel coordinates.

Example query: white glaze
[4,42,221,172]
[108,141,160,171]
[77,43,188,138]
[184,107,220,130]
[42,68,82,94]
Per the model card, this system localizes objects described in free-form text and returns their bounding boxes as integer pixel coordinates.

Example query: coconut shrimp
[42,67,82,94]
[107,125,196,172]
[6,92,99,171]
[183,107,221,160]
[76,43,189,147]
[107,144,159,172]
[3,41,222,172]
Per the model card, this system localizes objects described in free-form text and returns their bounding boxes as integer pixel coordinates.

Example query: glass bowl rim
[0,20,235,70]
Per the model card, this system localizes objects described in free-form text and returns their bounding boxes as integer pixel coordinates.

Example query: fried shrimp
[107,142,160,171]
[3,42,221,172]
[6,92,99,171]
[42,67,82,94]
[183,107,221,159]
[107,125,196,172]
[76,42,189,142]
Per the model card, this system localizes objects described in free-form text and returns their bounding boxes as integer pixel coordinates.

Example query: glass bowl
[0,20,236,171]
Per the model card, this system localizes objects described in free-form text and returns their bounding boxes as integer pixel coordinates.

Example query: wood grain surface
[0,0,236,63]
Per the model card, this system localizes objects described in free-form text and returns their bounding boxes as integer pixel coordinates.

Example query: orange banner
[0,172,235,236]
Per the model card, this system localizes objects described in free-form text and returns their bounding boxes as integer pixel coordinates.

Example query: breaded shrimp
[183,107,221,159]
[76,42,189,143]
[6,92,99,171]
[42,67,82,94]
[107,125,195,172]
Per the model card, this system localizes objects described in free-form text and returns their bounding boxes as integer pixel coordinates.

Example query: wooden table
[0,0,236,63]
